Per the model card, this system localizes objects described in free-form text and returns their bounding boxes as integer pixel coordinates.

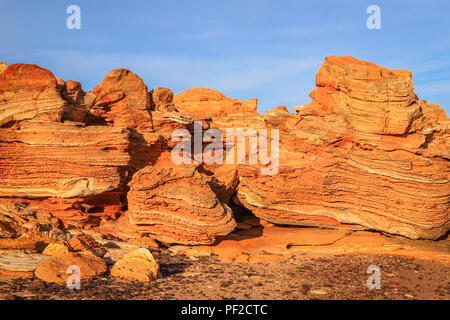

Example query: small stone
[110,248,160,282]
[42,243,69,257]
[32,279,47,290]
[68,233,102,252]
[300,284,311,295]
[310,289,327,295]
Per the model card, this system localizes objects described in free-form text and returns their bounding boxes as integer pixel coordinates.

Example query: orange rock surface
[180,227,450,264]
[234,56,449,240]
[0,56,448,248]
[125,166,236,244]
[0,64,67,126]
[173,88,257,119]
[34,252,107,283]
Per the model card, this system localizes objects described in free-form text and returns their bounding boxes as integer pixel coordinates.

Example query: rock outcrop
[0,56,448,244]
[87,68,152,129]
[173,88,257,119]
[0,64,67,127]
[0,120,131,228]
[125,166,236,244]
[234,56,449,240]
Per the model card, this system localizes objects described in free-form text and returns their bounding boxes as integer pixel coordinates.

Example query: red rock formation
[0,120,131,228]
[173,88,257,119]
[234,56,449,240]
[0,64,67,127]
[150,87,177,112]
[125,166,236,244]
[87,68,152,129]
[0,57,448,243]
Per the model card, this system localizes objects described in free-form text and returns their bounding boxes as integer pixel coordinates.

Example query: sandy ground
[0,250,448,300]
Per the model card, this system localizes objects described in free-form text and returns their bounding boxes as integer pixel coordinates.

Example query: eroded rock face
[173,88,257,119]
[0,64,67,127]
[0,121,130,199]
[0,62,7,74]
[88,68,152,129]
[125,166,236,244]
[0,121,131,228]
[150,87,177,112]
[0,56,448,244]
[234,56,450,240]
[301,56,423,135]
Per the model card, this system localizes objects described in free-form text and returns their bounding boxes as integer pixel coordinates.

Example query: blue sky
[1,0,449,115]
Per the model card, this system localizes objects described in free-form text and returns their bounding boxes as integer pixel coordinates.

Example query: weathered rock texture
[125,166,236,244]
[235,56,449,240]
[34,252,107,283]
[0,62,7,74]
[173,88,257,119]
[0,64,67,127]
[0,56,448,244]
[110,248,160,282]
[87,68,152,129]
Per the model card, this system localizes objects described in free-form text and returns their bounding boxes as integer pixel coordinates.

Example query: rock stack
[0,56,448,245]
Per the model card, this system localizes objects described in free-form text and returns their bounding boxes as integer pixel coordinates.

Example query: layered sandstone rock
[235,56,450,240]
[173,88,257,119]
[125,166,236,244]
[0,64,67,127]
[298,56,423,135]
[87,68,152,129]
[0,121,131,228]
[0,121,130,198]
[0,56,448,244]
[110,248,160,282]
[150,87,177,112]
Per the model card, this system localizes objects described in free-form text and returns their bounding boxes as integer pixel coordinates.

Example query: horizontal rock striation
[0,121,130,198]
[173,88,257,119]
[0,56,448,242]
[234,56,449,240]
[0,64,68,127]
[126,166,236,244]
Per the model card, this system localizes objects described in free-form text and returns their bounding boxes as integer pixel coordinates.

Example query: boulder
[125,165,236,244]
[88,68,152,129]
[34,252,107,283]
[42,243,69,256]
[0,64,67,127]
[110,248,160,282]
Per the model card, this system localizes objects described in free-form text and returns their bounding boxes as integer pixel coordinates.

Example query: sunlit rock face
[235,56,449,240]
[0,56,448,242]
